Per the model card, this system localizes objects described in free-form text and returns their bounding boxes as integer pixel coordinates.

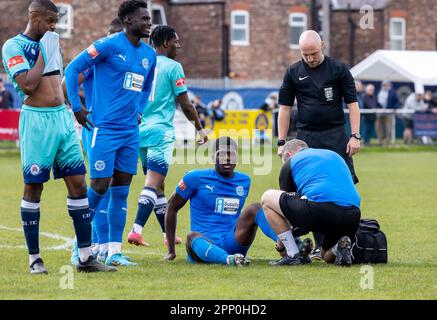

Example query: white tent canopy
[350,50,437,92]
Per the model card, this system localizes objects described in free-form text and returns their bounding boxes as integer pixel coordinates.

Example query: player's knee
[244,202,261,219]
[261,189,276,209]
[90,179,109,195]
[186,232,204,249]
[70,178,87,196]
[23,183,44,202]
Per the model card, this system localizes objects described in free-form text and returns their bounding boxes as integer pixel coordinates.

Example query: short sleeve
[2,41,30,78]
[279,159,297,192]
[171,63,187,96]
[339,63,357,104]
[175,171,198,200]
[278,67,296,106]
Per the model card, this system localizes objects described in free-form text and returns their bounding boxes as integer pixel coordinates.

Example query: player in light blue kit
[62,18,125,265]
[127,25,207,248]
[164,137,280,266]
[1,0,114,274]
[65,0,156,267]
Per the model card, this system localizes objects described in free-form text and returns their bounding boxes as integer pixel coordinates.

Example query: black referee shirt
[278,56,357,131]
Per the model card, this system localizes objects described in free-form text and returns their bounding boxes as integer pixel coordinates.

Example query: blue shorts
[89,127,139,179]
[186,226,251,263]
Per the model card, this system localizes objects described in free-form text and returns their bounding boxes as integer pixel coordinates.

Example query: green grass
[1,148,437,300]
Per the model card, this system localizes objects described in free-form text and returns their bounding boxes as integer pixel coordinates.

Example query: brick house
[1,0,436,82]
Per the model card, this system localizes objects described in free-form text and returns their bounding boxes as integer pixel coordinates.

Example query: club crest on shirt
[324,87,334,101]
[236,186,244,197]
[30,164,40,176]
[142,58,149,70]
[94,160,105,171]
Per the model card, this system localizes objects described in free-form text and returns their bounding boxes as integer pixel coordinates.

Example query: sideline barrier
[0,109,20,141]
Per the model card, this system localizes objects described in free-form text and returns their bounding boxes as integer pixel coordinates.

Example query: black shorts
[297,126,359,184]
[279,192,361,251]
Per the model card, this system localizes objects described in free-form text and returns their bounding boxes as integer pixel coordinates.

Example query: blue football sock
[255,207,277,242]
[21,200,40,255]
[67,196,92,248]
[91,222,98,244]
[87,186,105,221]
[154,194,167,232]
[93,191,110,245]
[108,186,130,243]
[191,237,229,265]
[134,187,157,229]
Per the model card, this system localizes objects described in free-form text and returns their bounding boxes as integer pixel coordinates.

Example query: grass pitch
[0,147,437,300]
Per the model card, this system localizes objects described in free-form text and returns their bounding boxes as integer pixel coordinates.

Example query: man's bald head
[29,0,58,14]
[299,30,322,48]
[298,30,324,68]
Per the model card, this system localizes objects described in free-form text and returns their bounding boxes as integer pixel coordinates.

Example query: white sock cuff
[21,200,40,210]
[139,188,157,203]
[155,196,167,206]
[67,197,89,208]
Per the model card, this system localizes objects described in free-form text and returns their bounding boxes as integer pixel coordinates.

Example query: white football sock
[277,230,299,257]
[99,243,109,253]
[79,247,92,263]
[133,223,143,234]
[108,242,122,257]
[29,254,41,265]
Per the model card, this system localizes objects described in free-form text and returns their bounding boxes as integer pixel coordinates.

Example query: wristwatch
[350,133,362,140]
[277,139,286,146]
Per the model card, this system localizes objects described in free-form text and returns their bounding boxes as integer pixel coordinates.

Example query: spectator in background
[424,90,436,112]
[210,99,225,121]
[0,78,14,109]
[376,80,400,146]
[192,95,208,128]
[402,91,428,144]
[260,95,278,112]
[361,84,380,146]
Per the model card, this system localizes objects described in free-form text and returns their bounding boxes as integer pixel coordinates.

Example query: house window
[231,10,249,46]
[289,13,307,49]
[152,4,167,25]
[55,3,73,39]
[390,18,406,50]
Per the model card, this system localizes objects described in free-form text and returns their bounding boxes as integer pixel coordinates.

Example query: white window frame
[389,17,406,50]
[151,3,167,25]
[231,10,249,46]
[55,3,73,39]
[289,13,307,49]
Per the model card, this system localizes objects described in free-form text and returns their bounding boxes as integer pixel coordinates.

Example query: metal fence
[271,108,419,144]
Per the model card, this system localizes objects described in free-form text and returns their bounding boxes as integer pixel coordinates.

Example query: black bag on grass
[351,219,388,264]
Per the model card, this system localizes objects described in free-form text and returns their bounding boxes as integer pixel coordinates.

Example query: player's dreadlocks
[150,25,177,48]
[118,0,148,25]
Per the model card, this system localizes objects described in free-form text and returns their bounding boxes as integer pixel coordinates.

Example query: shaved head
[299,30,322,48]
[298,30,324,68]
[29,0,58,14]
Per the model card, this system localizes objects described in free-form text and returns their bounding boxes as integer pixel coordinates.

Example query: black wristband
[277,139,286,146]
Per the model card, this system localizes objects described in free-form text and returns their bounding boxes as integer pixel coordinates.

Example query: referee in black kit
[277,30,361,259]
